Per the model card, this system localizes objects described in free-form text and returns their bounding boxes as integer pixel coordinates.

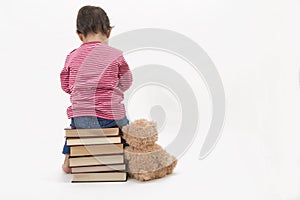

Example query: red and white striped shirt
[60,41,132,120]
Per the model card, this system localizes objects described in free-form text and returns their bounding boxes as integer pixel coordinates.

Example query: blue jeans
[62,116,129,154]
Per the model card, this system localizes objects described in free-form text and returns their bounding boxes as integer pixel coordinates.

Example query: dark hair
[76,5,112,37]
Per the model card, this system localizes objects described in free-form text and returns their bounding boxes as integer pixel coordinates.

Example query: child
[60,5,132,173]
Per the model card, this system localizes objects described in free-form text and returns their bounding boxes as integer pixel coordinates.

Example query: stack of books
[65,128,127,182]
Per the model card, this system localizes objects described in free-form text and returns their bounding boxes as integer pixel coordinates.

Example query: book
[67,136,121,146]
[70,143,124,157]
[71,164,126,173]
[72,172,127,182]
[65,128,119,138]
[69,154,124,167]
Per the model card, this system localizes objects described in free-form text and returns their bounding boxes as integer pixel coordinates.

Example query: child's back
[61,41,132,120]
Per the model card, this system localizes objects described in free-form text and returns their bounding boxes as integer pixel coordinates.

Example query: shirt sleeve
[60,54,72,94]
[117,55,132,92]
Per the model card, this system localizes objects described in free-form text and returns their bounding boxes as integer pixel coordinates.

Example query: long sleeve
[60,55,71,94]
[117,56,132,92]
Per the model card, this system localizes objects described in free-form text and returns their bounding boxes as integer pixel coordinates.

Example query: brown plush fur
[122,119,177,181]
[128,160,177,181]
[122,119,158,147]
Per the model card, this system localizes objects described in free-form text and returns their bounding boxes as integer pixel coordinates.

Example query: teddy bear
[122,119,177,181]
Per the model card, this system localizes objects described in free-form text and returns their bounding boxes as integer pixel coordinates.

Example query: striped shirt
[60,41,132,120]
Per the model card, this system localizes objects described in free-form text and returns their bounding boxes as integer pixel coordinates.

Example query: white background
[0,0,300,199]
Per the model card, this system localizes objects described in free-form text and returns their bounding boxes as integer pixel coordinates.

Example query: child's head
[76,6,112,40]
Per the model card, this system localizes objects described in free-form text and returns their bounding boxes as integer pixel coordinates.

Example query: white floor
[1,127,299,200]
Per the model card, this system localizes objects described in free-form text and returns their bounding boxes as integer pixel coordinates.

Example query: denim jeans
[62,116,129,154]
